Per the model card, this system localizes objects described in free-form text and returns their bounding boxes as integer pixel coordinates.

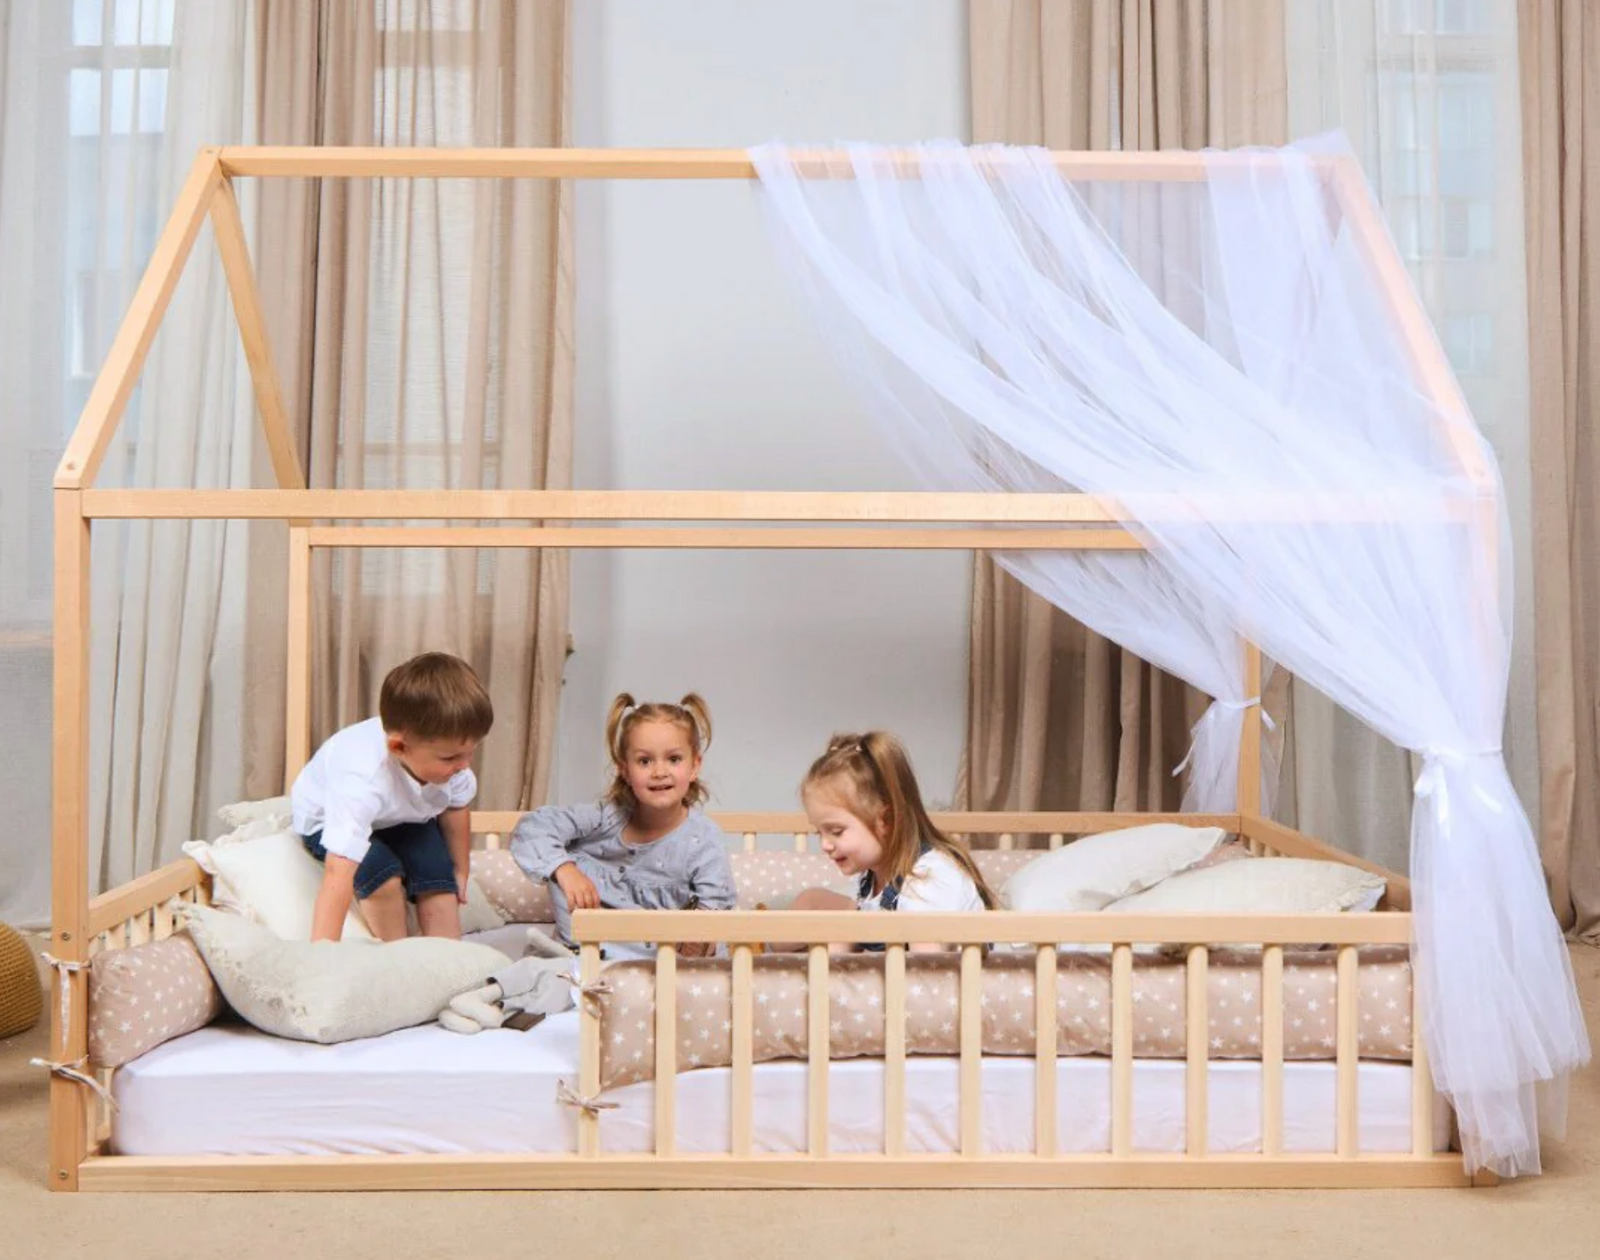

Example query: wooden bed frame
[48,146,1491,1192]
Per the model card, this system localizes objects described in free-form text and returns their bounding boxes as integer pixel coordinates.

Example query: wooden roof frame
[46,146,1485,1192]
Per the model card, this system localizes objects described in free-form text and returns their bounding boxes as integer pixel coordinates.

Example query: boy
[292,652,493,942]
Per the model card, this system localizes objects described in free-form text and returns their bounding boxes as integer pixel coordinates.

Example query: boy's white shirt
[290,718,476,863]
[857,848,984,913]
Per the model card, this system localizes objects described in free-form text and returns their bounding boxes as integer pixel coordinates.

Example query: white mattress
[112,1012,1452,1157]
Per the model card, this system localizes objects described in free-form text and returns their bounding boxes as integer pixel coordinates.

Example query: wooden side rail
[571,908,1444,1179]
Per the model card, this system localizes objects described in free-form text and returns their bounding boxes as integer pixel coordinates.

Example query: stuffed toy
[439,926,578,1034]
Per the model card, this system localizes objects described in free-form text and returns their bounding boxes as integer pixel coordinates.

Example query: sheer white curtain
[0,0,254,926]
[1284,0,1535,874]
[752,137,1586,1175]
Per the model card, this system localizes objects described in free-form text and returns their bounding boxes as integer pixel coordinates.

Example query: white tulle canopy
[750,136,1588,1176]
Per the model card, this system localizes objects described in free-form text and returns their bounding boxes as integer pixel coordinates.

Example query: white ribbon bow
[555,1078,619,1116]
[1173,696,1278,778]
[40,953,88,1051]
[31,1057,118,1113]
[1412,746,1505,833]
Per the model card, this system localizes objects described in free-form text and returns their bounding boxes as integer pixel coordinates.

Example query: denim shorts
[302,819,458,902]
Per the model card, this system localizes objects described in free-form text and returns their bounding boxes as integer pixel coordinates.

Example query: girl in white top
[791,732,997,952]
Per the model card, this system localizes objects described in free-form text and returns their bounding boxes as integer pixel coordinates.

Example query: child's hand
[675,941,714,959]
[455,867,470,905]
[554,862,601,910]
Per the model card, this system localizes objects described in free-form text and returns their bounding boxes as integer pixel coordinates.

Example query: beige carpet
[5,943,1599,1260]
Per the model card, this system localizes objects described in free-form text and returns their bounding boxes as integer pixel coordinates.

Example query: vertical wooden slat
[960,943,982,1156]
[50,491,90,1191]
[484,834,503,852]
[285,526,312,784]
[1237,641,1263,815]
[807,945,829,1157]
[1035,944,1057,1157]
[793,832,808,853]
[1261,944,1285,1157]
[654,945,676,1157]
[731,944,754,1156]
[884,943,906,1156]
[1186,945,1209,1157]
[1411,962,1434,1156]
[578,943,602,1157]
[1337,945,1359,1157]
[1111,943,1134,1156]
[998,832,1015,851]
[742,831,756,854]
[1048,833,1065,850]
[152,901,173,941]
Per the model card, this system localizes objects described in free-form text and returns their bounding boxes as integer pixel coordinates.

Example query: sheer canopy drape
[752,137,1588,1176]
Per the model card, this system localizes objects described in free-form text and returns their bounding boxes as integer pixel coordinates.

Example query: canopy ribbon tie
[40,954,88,1047]
[31,1057,118,1113]
[555,1079,619,1116]
[1413,746,1505,832]
[1173,696,1277,778]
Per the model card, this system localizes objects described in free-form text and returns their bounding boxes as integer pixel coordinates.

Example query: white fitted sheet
[112,1011,1451,1157]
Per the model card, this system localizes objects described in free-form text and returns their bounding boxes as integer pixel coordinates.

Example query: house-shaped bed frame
[47,146,1492,1192]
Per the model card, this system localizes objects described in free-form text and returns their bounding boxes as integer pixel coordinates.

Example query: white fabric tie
[1413,746,1505,831]
[31,1057,118,1113]
[555,1079,619,1116]
[1172,696,1277,778]
[40,953,88,1049]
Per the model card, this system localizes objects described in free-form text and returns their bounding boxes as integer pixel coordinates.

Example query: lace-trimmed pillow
[88,932,225,1068]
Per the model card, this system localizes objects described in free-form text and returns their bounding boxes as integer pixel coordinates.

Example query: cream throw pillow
[1105,856,1387,916]
[999,823,1227,913]
[183,826,504,941]
[180,904,506,1044]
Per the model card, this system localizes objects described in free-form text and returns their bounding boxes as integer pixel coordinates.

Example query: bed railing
[61,808,1457,1189]
[564,906,1449,1185]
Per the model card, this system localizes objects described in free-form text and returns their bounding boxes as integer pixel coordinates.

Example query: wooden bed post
[1237,641,1263,822]
[48,491,91,1190]
[285,527,313,784]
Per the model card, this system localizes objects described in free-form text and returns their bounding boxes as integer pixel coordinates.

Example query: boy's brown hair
[379,653,494,743]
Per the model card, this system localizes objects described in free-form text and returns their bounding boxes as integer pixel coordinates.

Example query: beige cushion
[180,904,506,1044]
[1106,855,1387,917]
[87,932,224,1068]
[594,946,1413,1090]
[1000,823,1228,913]
[470,848,553,922]
[183,824,504,941]
[726,850,854,908]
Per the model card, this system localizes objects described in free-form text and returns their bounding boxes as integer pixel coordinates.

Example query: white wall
[560,0,972,812]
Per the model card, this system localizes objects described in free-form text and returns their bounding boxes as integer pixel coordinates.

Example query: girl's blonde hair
[603,692,713,813]
[802,732,998,909]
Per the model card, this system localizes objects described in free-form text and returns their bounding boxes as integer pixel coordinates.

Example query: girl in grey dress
[510,693,735,953]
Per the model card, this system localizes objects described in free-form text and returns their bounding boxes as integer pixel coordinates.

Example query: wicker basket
[0,921,43,1038]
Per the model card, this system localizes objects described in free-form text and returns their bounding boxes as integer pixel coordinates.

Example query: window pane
[73,0,104,45]
[69,69,101,137]
[107,68,167,134]
[112,0,174,46]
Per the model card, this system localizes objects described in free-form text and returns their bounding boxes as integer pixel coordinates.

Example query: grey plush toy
[438,927,579,1034]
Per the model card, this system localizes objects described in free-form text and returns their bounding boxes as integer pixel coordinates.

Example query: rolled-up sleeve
[446,767,477,810]
[318,775,387,864]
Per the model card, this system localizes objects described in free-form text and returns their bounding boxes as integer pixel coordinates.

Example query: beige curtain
[249,0,574,812]
[963,0,1287,821]
[1521,0,1600,938]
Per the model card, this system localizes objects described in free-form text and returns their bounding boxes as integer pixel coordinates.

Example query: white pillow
[216,795,292,830]
[1000,823,1227,913]
[180,904,507,1044]
[1105,856,1387,916]
[182,827,504,941]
